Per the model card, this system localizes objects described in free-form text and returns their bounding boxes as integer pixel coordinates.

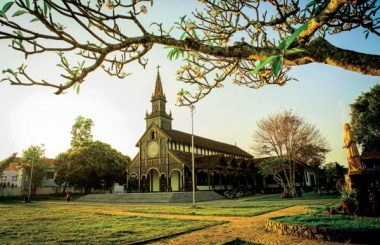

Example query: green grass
[272,214,380,230]
[245,192,340,202]
[0,202,224,244]
[121,204,290,216]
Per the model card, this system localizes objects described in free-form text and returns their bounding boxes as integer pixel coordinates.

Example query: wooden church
[126,69,260,193]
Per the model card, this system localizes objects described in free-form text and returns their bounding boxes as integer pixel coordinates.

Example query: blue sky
[0,1,379,168]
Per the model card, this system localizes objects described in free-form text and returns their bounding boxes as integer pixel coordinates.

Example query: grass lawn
[245,192,341,202]
[273,214,380,230]
[119,204,291,217]
[0,201,224,244]
[0,192,358,244]
[264,193,380,231]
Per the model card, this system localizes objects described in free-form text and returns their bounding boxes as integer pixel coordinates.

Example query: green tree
[350,84,380,151]
[0,152,17,177]
[54,151,71,196]
[20,145,49,195]
[0,1,379,103]
[66,141,130,194]
[251,109,329,197]
[317,162,347,191]
[71,115,94,149]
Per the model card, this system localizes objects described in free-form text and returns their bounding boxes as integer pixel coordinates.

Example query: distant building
[360,148,380,186]
[1,157,57,189]
[1,162,19,187]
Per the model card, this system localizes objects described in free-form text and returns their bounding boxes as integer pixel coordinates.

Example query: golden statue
[343,123,363,172]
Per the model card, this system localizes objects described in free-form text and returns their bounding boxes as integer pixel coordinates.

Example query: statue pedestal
[349,171,380,217]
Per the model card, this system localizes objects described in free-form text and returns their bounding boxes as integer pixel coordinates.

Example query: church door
[159,174,166,192]
[170,170,181,191]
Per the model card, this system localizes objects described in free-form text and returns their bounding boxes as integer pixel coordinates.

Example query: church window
[154,105,158,112]
[151,130,156,139]
[185,144,189,152]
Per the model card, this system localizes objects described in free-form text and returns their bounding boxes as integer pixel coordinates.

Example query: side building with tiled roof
[126,69,259,192]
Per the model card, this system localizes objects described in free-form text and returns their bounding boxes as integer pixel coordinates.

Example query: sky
[0,1,379,169]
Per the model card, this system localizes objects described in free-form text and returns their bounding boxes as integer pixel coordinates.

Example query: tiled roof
[170,150,233,170]
[164,129,253,158]
[7,157,55,167]
[195,154,227,169]
[361,148,380,160]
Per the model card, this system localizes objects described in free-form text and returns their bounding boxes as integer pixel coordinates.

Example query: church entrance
[170,170,182,191]
[147,169,160,192]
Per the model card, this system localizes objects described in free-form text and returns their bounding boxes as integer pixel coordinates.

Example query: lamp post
[27,151,34,203]
[190,105,196,207]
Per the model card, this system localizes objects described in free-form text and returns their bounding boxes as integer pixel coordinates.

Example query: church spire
[151,65,166,102]
[145,65,173,130]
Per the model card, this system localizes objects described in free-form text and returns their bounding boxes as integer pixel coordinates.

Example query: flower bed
[265,217,379,244]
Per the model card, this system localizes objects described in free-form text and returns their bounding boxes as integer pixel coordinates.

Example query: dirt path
[137,205,342,245]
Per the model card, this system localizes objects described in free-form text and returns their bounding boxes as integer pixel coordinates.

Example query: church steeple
[151,66,166,102]
[145,66,173,130]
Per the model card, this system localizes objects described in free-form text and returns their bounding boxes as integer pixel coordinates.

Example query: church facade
[126,70,261,192]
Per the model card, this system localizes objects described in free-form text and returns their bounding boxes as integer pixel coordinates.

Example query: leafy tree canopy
[0,0,379,104]
[70,115,94,149]
[65,140,130,194]
[317,161,347,191]
[0,152,17,176]
[350,84,380,151]
[20,145,49,195]
[251,109,330,196]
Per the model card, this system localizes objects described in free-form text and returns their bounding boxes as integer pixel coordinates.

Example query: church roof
[169,150,229,169]
[163,129,252,158]
[151,70,166,102]
[361,148,380,160]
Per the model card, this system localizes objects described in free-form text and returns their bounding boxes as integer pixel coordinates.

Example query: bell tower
[145,66,173,130]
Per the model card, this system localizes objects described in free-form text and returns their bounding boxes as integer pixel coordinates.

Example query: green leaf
[12,10,27,17]
[167,49,174,60]
[149,22,157,27]
[168,26,174,34]
[285,47,309,56]
[272,56,283,77]
[180,15,186,24]
[26,0,30,8]
[180,32,187,40]
[252,55,280,75]
[2,2,14,14]
[30,17,39,22]
[306,0,316,8]
[283,23,308,51]
[43,1,48,17]
[76,84,80,94]
[278,39,287,52]
[1,78,8,82]
[0,11,6,19]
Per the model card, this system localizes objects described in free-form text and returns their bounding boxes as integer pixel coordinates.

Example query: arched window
[151,130,156,139]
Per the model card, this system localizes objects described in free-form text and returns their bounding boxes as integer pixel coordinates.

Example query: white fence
[0,186,75,197]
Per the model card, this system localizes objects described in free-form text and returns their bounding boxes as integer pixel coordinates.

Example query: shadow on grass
[224,238,260,245]
[245,192,340,202]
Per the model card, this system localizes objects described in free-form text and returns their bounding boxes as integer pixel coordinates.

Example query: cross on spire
[156,64,161,73]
